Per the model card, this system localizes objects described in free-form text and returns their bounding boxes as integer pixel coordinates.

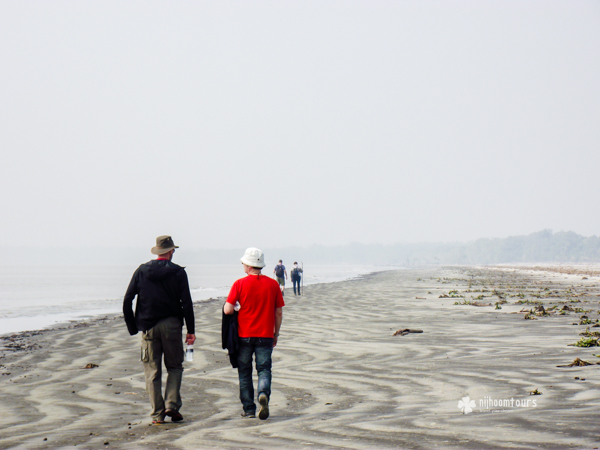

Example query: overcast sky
[1,1,599,251]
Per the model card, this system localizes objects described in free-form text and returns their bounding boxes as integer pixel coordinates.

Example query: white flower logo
[458,396,476,414]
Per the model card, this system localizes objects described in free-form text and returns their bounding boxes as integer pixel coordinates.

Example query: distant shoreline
[0,266,398,340]
[0,264,400,337]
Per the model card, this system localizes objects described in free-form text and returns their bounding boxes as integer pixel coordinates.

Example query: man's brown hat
[151,235,179,255]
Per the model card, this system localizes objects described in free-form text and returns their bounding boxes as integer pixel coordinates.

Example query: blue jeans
[292,277,301,295]
[237,337,274,414]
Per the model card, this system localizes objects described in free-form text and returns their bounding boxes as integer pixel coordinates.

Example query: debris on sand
[529,388,542,395]
[524,306,550,319]
[440,290,464,299]
[453,300,472,305]
[557,358,596,367]
[570,336,600,347]
[579,316,598,325]
[579,328,600,338]
[471,301,493,307]
[83,363,99,369]
[392,329,424,336]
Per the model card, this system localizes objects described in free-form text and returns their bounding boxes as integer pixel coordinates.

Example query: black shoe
[165,409,183,422]
[258,393,269,420]
[241,411,256,418]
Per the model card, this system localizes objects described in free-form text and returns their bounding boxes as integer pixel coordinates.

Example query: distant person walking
[224,248,284,420]
[290,262,303,295]
[273,260,287,294]
[123,235,196,425]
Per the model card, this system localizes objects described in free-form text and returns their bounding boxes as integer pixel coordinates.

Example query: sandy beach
[1,267,600,449]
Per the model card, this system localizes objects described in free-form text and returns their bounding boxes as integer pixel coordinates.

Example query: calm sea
[0,263,400,335]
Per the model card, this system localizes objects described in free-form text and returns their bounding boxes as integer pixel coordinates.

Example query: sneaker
[258,393,269,420]
[241,411,256,418]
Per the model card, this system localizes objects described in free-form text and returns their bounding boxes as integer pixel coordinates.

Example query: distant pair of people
[273,260,303,295]
[123,236,284,424]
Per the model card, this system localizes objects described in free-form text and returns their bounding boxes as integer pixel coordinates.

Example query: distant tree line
[263,230,600,265]
[5,230,600,265]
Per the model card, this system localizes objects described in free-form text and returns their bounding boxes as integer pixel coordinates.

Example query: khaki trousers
[140,317,184,421]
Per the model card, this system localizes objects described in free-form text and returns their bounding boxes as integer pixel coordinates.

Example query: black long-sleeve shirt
[123,259,195,336]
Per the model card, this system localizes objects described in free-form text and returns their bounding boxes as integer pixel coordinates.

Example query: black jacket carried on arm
[221,307,239,368]
[123,260,195,336]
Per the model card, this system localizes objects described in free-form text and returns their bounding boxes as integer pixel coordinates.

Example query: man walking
[123,235,195,424]
[224,248,284,420]
[290,262,303,295]
[273,259,287,294]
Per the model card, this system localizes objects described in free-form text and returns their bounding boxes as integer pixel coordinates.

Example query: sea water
[0,263,400,336]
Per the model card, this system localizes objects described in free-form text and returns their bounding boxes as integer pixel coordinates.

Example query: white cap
[241,247,266,268]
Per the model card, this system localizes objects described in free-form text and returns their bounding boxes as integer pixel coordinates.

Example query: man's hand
[186,334,196,345]
[273,335,278,348]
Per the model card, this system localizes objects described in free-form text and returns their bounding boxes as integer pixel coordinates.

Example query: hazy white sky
[1,1,599,250]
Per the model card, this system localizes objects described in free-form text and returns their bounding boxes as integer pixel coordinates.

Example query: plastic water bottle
[185,344,193,362]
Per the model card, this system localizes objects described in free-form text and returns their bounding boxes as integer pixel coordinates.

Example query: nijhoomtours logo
[458,395,538,414]
[458,396,476,414]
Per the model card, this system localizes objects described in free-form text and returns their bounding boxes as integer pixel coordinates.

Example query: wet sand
[1,267,600,449]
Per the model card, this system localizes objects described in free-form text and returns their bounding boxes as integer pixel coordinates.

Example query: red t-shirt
[226,274,285,338]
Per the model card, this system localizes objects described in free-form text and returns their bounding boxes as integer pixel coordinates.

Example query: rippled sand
[1,267,599,449]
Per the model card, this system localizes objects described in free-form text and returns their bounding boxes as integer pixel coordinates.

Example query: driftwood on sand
[393,329,424,336]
